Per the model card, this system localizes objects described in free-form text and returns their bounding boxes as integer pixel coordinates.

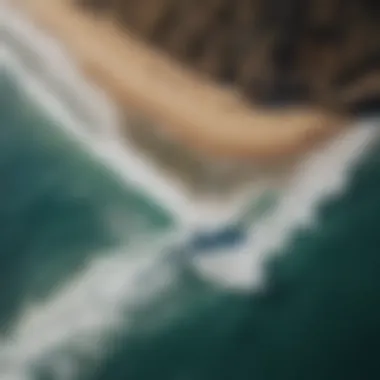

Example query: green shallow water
[1,66,380,380]
[0,72,174,330]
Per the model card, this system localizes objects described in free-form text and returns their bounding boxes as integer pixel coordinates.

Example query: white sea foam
[194,121,379,290]
[1,46,189,223]
[0,239,178,380]
[1,1,120,139]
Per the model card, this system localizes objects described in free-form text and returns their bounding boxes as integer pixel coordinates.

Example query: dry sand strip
[16,0,347,161]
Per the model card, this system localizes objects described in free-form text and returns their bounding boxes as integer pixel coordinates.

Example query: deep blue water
[1,68,380,380]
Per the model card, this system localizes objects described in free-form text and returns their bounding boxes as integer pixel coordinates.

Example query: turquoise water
[0,72,174,331]
[1,66,380,380]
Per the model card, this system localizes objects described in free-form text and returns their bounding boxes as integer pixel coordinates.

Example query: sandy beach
[15,0,346,161]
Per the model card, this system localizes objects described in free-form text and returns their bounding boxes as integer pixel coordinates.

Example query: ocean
[2,5,380,380]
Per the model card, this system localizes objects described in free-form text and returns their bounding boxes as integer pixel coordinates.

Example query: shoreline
[15,0,346,160]
[3,14,279,228]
